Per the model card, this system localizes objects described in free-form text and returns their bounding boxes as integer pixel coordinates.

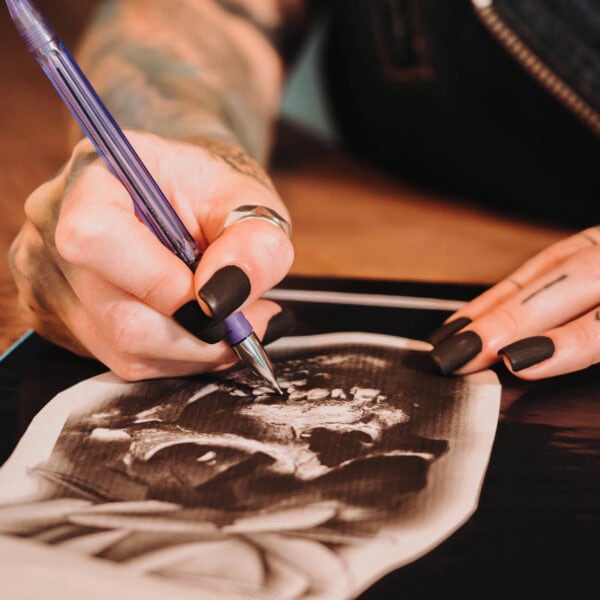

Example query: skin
[7,0,599,381]
[445,225,600,380]
[8,0,307,380]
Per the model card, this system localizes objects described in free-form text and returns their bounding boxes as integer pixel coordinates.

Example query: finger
[85,296,284,381]
[62,271,285,378]
[430,244,600,375]
[12,225,235,378]
[498,306,600,379]
[65,273,233,363]
[428,226,600,344]
[54,160,197,316]
[60,296,231,382]
[192,218,294,321]
[54,137,292,324]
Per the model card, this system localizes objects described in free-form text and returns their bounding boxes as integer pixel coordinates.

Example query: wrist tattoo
[193,137,276,192]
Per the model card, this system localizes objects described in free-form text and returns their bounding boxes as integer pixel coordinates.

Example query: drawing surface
[0,333,501,599]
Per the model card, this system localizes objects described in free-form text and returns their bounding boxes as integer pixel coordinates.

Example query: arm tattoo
[74,0,316,166]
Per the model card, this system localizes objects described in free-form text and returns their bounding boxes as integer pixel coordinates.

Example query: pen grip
[224,313,253,345]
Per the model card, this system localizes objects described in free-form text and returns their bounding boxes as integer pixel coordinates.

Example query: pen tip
[230,332,284,395]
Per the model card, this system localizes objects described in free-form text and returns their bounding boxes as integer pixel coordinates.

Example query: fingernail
[430,331,482,375]
[427,316,472,346]
[173,300,228,344]
[199,265,251,322]
[263,309,297,345]
[498,336,555,372]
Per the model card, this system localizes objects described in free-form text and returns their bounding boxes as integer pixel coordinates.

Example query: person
[7,0,599,383]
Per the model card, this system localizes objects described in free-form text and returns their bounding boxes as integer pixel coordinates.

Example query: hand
[8,132,294,381]
[428,227,599,380]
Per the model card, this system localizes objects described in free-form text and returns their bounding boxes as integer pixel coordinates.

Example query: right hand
[8,132,294,381]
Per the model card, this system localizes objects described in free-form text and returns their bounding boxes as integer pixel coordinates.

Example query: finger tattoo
[521,274,567,304]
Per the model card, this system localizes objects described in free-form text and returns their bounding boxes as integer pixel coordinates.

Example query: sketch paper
[0,333,501,600]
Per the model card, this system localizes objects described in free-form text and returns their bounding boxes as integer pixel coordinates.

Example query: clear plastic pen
[6,0,282,392]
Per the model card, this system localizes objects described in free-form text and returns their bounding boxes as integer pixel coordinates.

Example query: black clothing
[322,0,600,227]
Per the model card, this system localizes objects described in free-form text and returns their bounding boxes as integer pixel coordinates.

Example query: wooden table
[0,1,573,354]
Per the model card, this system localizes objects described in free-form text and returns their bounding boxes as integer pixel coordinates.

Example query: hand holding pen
[6,1,295,385]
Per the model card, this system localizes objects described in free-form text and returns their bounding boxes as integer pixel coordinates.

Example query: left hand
[428,226,600,380]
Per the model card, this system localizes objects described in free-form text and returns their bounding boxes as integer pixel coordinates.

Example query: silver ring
[223,205,292,237]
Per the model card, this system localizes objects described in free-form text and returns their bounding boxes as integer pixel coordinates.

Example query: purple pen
[6,0,282,393]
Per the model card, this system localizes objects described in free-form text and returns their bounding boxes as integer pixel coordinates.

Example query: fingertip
[427,316,472,346]
[197,219,294,308]
[173,300,229,344]
[196,265,251,321]
[498,336,555,372]
[429,331,483,376]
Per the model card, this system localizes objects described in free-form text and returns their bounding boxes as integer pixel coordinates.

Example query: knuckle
[572,316,598,350]
[53,218,82,264]
[572,246,600,278]
[541,242,569,267]
[259,226,295,273]
[23,183,58,228]
[71,139,98,166]
[488,307,521,346]
[54,205,104,265]
[23,190,41,223]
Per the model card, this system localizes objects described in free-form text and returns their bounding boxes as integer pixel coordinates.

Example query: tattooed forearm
[522,274,568,304]
[73,0,314,164]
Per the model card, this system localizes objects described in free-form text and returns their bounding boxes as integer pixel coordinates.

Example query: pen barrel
[32,39,201,268]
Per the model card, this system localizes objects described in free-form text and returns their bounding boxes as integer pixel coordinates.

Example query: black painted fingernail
[173,300,228,344]
[498,336,555,372]
[199,265,251,322]
[430,331,482,375]
[263,309,297,345]
[427,316,472,346]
